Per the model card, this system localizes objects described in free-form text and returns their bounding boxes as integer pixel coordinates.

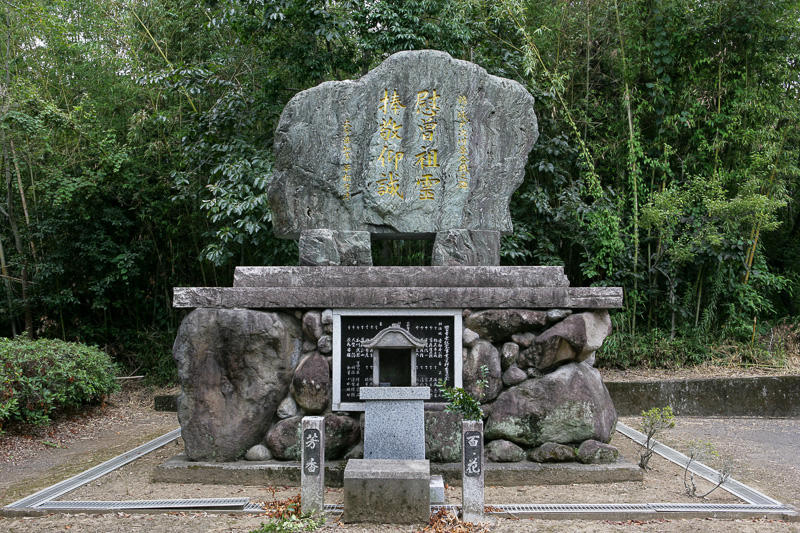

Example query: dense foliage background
[1,0,798,379]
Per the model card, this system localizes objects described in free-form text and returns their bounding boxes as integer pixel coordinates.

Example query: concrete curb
[606,375,800,417]
[152,453,643,487]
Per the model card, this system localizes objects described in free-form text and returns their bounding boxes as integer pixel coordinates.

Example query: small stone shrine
[171,50,623,485]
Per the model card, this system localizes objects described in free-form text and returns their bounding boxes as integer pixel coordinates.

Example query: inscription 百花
[464,430,482,477]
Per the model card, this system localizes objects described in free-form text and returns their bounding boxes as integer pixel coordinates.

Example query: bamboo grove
[1,0,799,376]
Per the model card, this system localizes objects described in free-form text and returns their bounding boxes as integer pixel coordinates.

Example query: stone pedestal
[299,229,373,266]
[342,459,430,524]
[360,387,429,459]
[301,416,325,515]
[432,230,501,266]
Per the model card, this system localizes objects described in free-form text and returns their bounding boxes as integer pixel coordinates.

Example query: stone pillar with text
[301,416,325,516]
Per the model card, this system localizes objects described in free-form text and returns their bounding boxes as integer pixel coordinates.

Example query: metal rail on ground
[615,422,782,506]
[37,498,249,511]
[4,425,797,520]
[4,428,181,509]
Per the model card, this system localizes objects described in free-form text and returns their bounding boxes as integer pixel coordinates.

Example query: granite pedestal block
[430,475,445,505]
[342,459,431,524]
[361,387,429,460]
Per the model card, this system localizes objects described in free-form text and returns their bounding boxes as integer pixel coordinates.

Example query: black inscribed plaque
[339,314,455,403]
[302,428,322,476]
[463,430,482,477]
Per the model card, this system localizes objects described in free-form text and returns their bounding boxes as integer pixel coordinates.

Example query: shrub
[0,338,120,430]
[638,406,675,470]
[437,365,489,421]
[683,440,732,498]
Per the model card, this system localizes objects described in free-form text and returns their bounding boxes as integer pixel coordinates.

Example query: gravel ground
[1,379,799,532]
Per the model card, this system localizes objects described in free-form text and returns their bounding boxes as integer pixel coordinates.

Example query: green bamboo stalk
[614,0,639,333]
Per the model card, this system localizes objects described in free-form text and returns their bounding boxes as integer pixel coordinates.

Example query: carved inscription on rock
[303,428,321,475]
[464,430,482,477]
[269,50,538,238]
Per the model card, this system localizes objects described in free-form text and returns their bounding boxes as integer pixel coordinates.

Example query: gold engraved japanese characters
[379,89,406,115]
[379,117,403,140]
[379,146,404,170]
[377,172,403,198]
[456,95,470,189]
[375,89,405,199]
[341,118,352,200]
[413,89,441,200]
[416,174,440,200]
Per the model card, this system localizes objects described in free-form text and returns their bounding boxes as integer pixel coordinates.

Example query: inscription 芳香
[302,428,322,475]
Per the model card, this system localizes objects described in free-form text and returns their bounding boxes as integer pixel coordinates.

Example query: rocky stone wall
[174,307,618,465]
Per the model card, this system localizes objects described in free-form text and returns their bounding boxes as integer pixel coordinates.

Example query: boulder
[529,442,576,463]
[519,311,612,370]
[302,311,324,341]
[463,340,503,402]
[267,413,361,461]
[486,439,526,463]
[173,308,302,462]
[292,353,331,414]
[267,416,302,460]
[321,309,333,333]
[542,311,611,361]
[277,396,299,419]
[484,363,617,447]
[577,440,619,464]
[546,309,572,323]
[500,342,520,370]
[424,411,463,463]
[518,335,576,371]
[464,309,546,342]
[302,340,317,353]
[511,332,536,348]
[298,229,337,266]
[462,328,480,348]
[526,367,543,379]
[317,334,332,354]
[245,444,272,461]
[502,366,527,387]
[344,442,364,460]
[268,50,539,239]
[324,414,361,459]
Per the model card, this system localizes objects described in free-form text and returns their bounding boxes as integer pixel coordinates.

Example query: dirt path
[1,378,799,532]
[0,383,179,507]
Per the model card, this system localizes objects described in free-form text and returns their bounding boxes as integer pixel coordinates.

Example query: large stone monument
[267,49,538,266]
[171,50,623,484]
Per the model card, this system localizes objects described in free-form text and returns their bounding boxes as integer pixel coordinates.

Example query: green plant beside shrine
[436,365,489,420]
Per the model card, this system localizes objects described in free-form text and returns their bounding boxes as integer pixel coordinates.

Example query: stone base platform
[342,459,430,524]
[152,453,643,487]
